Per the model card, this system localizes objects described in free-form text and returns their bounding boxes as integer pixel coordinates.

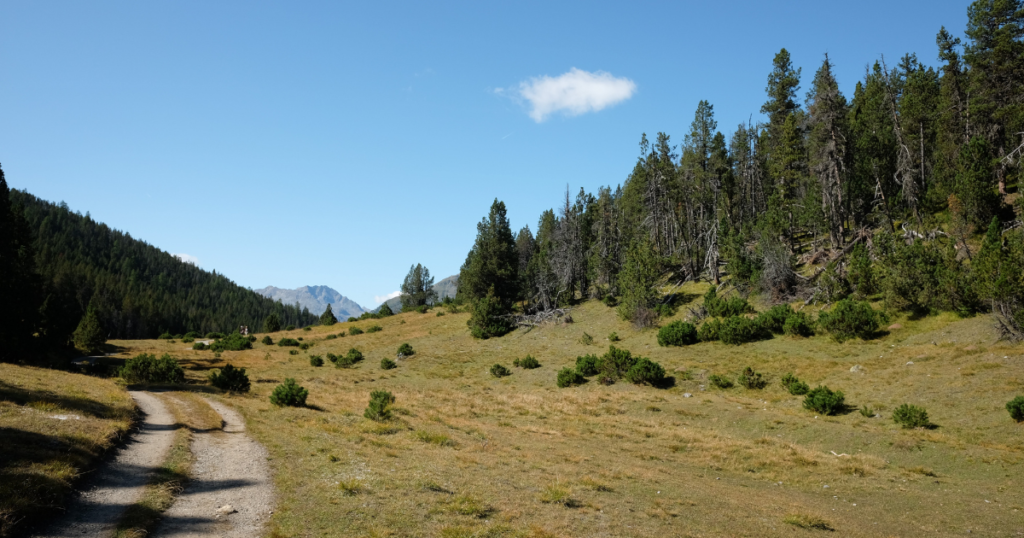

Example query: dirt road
[152,397,274,538]
[29,391,176,538]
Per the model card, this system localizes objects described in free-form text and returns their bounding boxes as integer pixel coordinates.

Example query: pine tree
[955,136,1000,226]
[263,313,281,333]
[458,199,519,306]
[963,0,1024,192]
[616,235,660,323]
[73,302,105,354]
[0,164,43,361]
[377,301,394,317]
[320,303,337,326]
[459,199,519,337]
[807,54,850,248]
[400,264,437,310]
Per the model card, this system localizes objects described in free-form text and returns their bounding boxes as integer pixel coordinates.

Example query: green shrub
[261,336,273,345]
[209,363,251,392]
[490,364,511,378]
[780,373,810,395]
[119,353,185,384]
[192,342,207,350]
[739,366,767,389]
[270,378,308,407]
[657,321,698,347]
[598,346,638,381]
[602,295,617,307]
[698,318,722,342]
[557,367,585,388]
[364,390,395,421]
[347,317,357,322]
[757,304,793,334]
[285,324,296,331]
[325,334,337,340]
[704,288,754,317]
[184,331,201,339]
[210,332,253,352]
[468,292,514,339]
[580,332,594,345]
[336,348,364,368]
[366,325,383,333]
[817,299,881,342]
[247,335,257,342]
[277,338,300,347]
[326,353,339,364]
[859,405,875,417]
[892,404,930,428]
[310,355,324,367]
[349,327,364,336]
[654,303,674,318]
[436,311,444,317]
[608,331,620,342]
[378,302,394,317]
[299,342,311,350]
[1007,396,1024,422]
[181,336,195,343]
[205,332,225,339]
[719,316,770,345]
[158,332,173,340]
[782,312,815,337]
[575,354,600,376]
[415,305,429,314]
[289,349,299,355]
[803,386,845,415]
[397,343,414,356]
[848,243,875,298]
[515,355,540,369]
[380,358,397,370]
[625,358,666,385]
[709,374,733,389]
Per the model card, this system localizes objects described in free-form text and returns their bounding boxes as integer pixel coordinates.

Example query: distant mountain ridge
[255,285,367,319]
[377,274,458,313]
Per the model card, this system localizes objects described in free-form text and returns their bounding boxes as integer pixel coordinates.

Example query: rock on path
[152,397,274,538]
[29,391,176,538]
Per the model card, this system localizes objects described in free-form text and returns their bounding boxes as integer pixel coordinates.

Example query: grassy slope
[0,364,135,536]
[113,284,1024,537]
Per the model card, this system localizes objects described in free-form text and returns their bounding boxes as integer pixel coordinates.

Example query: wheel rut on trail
[29,391,176,538]
[152,397,274,538]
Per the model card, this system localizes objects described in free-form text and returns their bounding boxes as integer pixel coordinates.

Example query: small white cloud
[374,291,401,304]
[514,68,636,122]
[174,253,199,265]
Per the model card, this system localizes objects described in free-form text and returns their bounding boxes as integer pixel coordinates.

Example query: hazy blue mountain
[255,285,367,319]
[376,274,458,313]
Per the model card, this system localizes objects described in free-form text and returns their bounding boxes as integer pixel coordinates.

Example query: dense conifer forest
[457,1,1024,341]
[0,181,316,361]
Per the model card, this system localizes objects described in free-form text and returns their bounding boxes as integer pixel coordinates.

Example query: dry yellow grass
[109,285,1024,536]
[0,363,134,536]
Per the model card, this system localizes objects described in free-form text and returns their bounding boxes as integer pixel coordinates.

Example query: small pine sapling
[364,390,395,421]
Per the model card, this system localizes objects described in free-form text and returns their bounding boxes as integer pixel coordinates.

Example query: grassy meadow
[0,363,135,536]
[110,285,1024,537]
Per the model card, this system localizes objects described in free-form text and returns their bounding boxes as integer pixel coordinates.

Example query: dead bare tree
[879,57,921,225]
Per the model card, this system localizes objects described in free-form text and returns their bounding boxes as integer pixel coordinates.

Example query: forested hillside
[457,1,1024,341]
[2,185,317,355]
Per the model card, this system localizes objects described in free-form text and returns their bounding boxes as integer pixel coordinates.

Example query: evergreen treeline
[1,182,317,361]
[458,1,1024,340]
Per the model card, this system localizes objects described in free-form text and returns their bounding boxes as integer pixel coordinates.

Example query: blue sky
[1,1,971,308]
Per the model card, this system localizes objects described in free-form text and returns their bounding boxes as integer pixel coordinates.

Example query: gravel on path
[152,397,275,538]
[28,391,176,538]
